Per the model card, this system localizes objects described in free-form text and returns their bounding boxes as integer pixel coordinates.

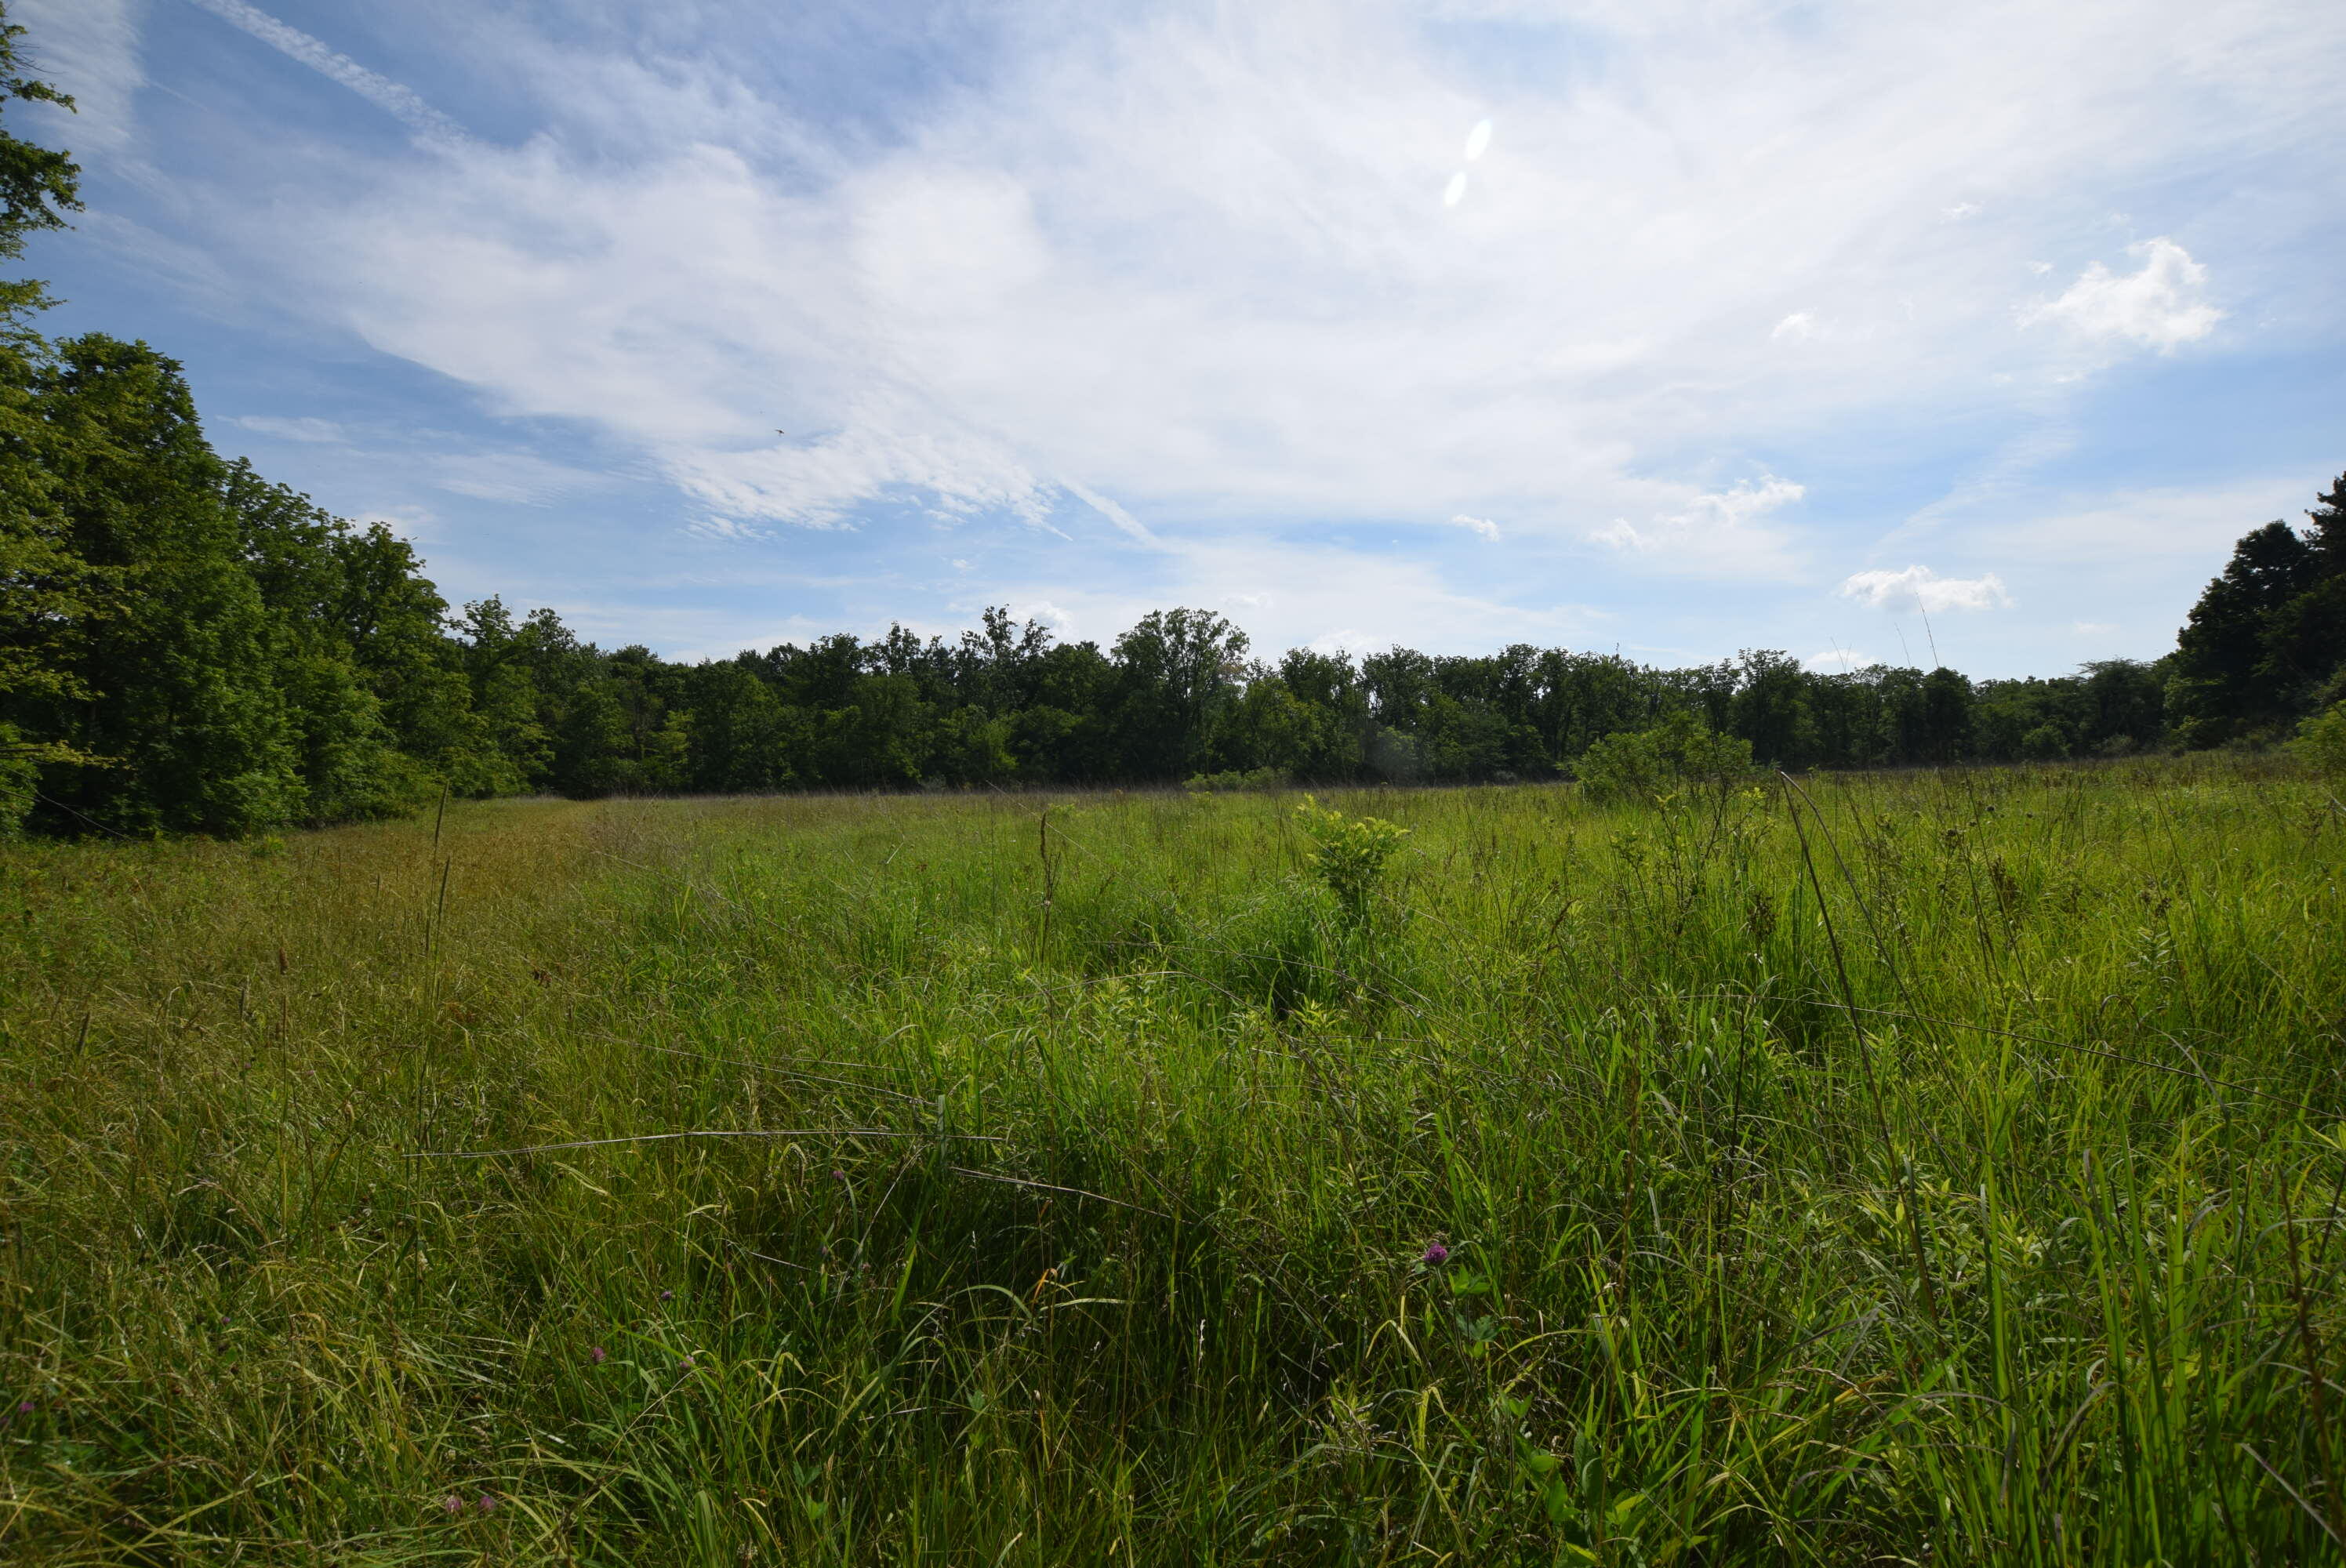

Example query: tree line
[1,7,2341,837]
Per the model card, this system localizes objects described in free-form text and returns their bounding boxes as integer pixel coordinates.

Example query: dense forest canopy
[0,5,2340,837]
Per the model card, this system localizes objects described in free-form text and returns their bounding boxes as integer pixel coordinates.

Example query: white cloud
[1306,628,1371,655]
[234,414,346,443]
[430,451,611,506]
[976,532,1598,658]
[564,603,843,666]
[1968,479,2307,563]
[355,505,436,543]
[1839,564,2012,613]
[1059,480,1160,546]
[1449,513,1500,541]
[1593,474,1806,577]
[1011,600,1077,636]
[2021,237,2222,352]
[186,0,469,146]
[2072,620,2116,634]
[15,0,142,156]
[1806,647,1874,669]
[102,0,2346,659]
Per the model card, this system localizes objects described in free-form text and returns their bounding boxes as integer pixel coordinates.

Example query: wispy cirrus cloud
[183,0,470,146]
[430,451,612,506]
[46,0,2346,670]
[14,0,142,156]
[234,414,346,444]
[197,1,2340,549]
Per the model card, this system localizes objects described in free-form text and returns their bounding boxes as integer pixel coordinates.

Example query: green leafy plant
[1294,795,1409,924]
[1183,765,1290,793]
[1571,708,1755,804]
[8,717,2346,1564]
[2293,699,2346,777]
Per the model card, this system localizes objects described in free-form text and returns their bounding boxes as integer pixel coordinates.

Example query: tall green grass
[3,758,2342,1563]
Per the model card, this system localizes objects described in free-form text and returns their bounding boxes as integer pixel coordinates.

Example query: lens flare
[1443,171,1468,207]
[1464,118,1492,162]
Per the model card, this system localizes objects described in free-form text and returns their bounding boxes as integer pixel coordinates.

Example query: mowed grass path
[3,761,2344,1564]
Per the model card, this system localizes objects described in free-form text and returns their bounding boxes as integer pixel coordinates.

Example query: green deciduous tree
[0,2,85,831]
[1730,648,1816,767]
[1111,608,1248,781]
[31,336,300,835]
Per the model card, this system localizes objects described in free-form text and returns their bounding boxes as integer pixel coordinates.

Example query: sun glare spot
[1464,118,1492,162]
[1443,171,1468,207]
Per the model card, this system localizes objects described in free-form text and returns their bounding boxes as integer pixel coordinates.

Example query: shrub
[0,739,32,838]
[1184,766,1291,793]
[2020,723,2069,760]
[2292,699,2346,777]
[1295,796,1408,924]
[1572,710,1755,804]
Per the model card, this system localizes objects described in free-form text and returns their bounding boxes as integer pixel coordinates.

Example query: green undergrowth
[3,758,2344,1563]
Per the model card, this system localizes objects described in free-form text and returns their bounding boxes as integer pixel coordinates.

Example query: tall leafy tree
[0,1,87,830]
[31,337,300,834]
[220,461,409,821]
[1729,648,1816,767]
[452,597,555,787]
[0,2,77,318]
[1110,608,1248,780]
[1919,667,1976,764]
[1273,647,1370,778]
[2168,519,2323,745]
[5,0,2321,840]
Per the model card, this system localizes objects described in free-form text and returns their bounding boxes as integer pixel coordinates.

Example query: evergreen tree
[2169,519,2324,745]
[2262,474,2346,711]
[2305,471,2346,578]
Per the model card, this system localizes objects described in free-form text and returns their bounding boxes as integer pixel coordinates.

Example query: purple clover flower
[659,1290,674,1302]
[589,1345,607,1365]
[478,1492,499,1514]
[441,1494,465,1516]
[1422,1243,1451,1267]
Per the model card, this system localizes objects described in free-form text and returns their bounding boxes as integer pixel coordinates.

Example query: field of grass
[3,759,2344,1564]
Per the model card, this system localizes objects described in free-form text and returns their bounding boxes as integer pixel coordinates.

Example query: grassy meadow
[3,760,2344,1564]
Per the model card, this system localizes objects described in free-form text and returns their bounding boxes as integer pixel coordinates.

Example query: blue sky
[18,0,2346,675]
